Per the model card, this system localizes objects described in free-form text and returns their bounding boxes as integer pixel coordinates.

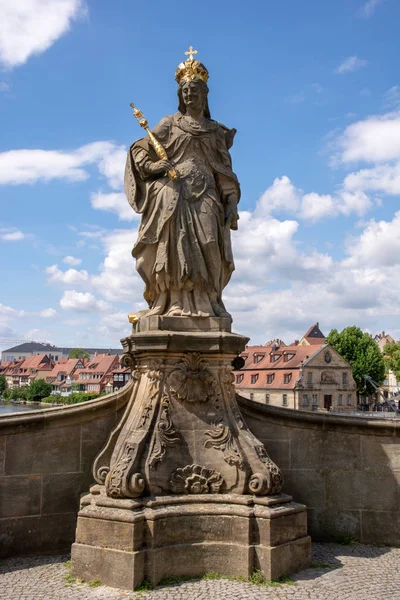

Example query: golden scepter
[129,103,178,181]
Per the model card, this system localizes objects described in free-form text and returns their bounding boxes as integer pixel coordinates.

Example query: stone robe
[124,112,240,317]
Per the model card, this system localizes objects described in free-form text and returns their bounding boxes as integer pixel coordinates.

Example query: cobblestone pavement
[1,543,400,600]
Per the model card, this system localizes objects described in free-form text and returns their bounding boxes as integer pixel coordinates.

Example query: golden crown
[175,46,209,85]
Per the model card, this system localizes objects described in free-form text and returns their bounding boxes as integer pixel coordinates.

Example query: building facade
[235,324,357,412]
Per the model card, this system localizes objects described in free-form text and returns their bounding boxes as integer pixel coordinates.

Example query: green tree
[0,374,6,394]
[28,380,52,402]
[383,341,400,380]
[69,348,90,359]
[327,326,385,396]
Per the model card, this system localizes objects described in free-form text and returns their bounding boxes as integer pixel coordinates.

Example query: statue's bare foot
[166,303,183,316]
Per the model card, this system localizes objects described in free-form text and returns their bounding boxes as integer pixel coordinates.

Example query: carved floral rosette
[93,342,283,500]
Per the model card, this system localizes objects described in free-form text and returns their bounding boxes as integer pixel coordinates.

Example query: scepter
[129,103,178,181]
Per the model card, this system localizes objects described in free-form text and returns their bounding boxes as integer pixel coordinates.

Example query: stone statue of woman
[124,50,240,319]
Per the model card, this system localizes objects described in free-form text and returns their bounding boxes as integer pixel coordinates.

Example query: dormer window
[284,353,295,362]
[250,374,259,384]
[284,373,292,384]
[267,374,275,384]
[236,374,244,384]
[270,353,280,363]
[253,353,265,364]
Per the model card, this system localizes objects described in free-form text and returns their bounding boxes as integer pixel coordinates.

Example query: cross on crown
[184,46,198,61]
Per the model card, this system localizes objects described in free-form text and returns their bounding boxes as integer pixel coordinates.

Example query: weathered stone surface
[138,315,232,333]
[42,472,85,514]
[282,469,325,509]
[71,543,143,590]
[361,510,400,545]
[0,437,5,475]
[72,491,310,588]
[361,435,400,469]
[5,426,81,475]
[289,428,325,469]
[0,474,41,518]
[326,468,399,511]
[0,513,77,558]
[307,508,361,542]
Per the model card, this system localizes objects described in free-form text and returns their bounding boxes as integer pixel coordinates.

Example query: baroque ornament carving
[138,360,163,428]
[105,443,145,498]
[250,445,283,496]
[171,464,224,494]
[167,353,219,404]
[148,397,180,468]
[204,419,244,468]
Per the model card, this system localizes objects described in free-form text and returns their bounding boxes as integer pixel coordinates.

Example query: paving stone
[0,543,399,600]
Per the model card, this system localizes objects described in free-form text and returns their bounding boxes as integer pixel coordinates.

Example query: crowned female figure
[125,50,240,319]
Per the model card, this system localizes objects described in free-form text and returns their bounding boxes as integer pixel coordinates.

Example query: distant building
[1,342,121,363]
[74,354,120,394]
[235,324,357,412]
[373,331,399,398]
[3,354,54,389]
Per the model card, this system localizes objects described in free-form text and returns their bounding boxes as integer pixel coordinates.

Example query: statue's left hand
[225,197,239,230]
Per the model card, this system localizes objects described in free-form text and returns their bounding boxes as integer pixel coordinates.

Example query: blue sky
[1,0,400,352]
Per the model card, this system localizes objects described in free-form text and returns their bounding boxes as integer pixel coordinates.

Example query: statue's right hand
[146,159,172,175]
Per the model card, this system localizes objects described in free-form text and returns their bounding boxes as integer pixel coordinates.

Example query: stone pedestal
[71,323,311,588]
[72,486,311,590]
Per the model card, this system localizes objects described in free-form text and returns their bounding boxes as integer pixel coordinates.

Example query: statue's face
[181,81,205,112]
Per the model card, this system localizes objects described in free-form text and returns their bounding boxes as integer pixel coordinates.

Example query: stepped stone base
[71,486,311,590]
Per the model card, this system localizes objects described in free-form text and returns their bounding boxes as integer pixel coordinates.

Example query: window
[253,353,265,364]
[119,374,124,381]
[302,394,309,407]
[270,354,280,363]
[342,372,348,385]
[250,392,254,400]
[251,374,259,384]
[338,394,343,406]
[312,394,318,406]
[283,394,288,406]
[236,374,244,384]
[307,372,313,384]
[347,394,352,406]
[284,353,295,362]
[267,374,275,384]
[284,373,292,384]
[265,393,270,404]
[55,356,58,361]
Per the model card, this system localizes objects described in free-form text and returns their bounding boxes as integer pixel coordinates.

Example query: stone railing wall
[0,383,132,557]
[237,395,400,545]
[1,388,399,557]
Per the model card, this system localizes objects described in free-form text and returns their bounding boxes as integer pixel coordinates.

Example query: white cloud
[40,308,57,318]
[60,290,111,313]
[92,229,143,303]
[344,162,400,196]
[343,211,400,268]
[0,229,24,241]
[0,82,10,92]
[0,141,121,185]
[91,191,137,221]
[335,56,368,74]
[255,176,300,216]
[334,111,400,164]
[46,264,89,285]
[63,255,82,266]
[97,146,126,190]
[384,86,400,110]
[0,0,86,69]
[358,0,384,18]
[253,176,372,223]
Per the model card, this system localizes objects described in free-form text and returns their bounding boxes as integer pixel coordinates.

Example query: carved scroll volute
[104,360,164,499]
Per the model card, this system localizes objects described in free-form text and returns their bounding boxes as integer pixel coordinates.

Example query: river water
[0,400,46,415]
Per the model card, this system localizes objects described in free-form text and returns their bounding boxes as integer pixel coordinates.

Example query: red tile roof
[235,343,324,390]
